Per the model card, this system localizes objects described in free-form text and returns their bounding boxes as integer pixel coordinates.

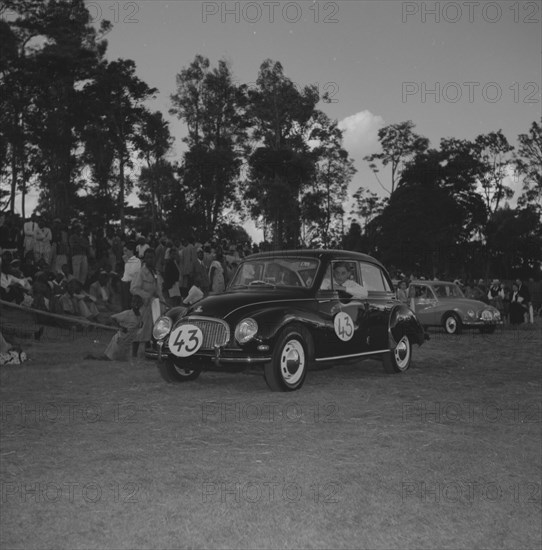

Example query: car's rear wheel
[443,313,462,335]
[382,335,412,373]
[264,325,311,391]
[158,358,201,383]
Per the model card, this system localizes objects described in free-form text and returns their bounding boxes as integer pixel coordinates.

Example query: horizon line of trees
[1,1,541,278]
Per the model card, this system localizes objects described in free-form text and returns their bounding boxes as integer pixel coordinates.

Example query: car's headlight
[481,310,493,321]
[153,316,172,340]
[467,309,475,318]
[235,318,258,344]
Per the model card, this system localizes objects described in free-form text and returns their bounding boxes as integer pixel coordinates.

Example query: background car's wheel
[264,325,311,391]
[479,325,496,334]
[443,313,462,335]
[158,358,201,383]
[382,335,412,373]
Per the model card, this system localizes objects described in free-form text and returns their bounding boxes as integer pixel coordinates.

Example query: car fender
[247,307,324,346]
[389,304,426,347]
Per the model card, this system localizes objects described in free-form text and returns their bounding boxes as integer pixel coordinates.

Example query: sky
[17,0,542,238]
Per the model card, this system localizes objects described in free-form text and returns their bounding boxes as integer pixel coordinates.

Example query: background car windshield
[231,258,318,288]
[432,283,464,298]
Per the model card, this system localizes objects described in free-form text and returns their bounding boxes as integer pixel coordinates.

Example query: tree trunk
[119,155,125,232]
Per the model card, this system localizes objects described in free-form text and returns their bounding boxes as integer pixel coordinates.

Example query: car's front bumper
[462,319,502,328]
[145,341,271,367]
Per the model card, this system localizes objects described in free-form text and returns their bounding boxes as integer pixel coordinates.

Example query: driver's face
[333,267,349,285]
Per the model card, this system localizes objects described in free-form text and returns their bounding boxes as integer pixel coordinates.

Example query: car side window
[357,262,392,292]
[320,261,358,291]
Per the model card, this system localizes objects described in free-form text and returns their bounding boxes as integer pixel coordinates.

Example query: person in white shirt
[23,214,39,257]
[320,262,368,300]
[121,241,141,309]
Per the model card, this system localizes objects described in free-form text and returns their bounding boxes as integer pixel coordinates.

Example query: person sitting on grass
[59,279,99,321]
[85,294,144,361]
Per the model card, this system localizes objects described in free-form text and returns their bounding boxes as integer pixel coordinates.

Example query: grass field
[1,322,541,549]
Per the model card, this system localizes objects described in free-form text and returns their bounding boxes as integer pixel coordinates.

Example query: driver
[321,262,368,299]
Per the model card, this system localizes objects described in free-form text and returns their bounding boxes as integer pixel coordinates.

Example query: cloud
[338,110,385,158]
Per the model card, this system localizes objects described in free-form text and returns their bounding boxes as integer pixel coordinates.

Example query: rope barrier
[0,299,117,332]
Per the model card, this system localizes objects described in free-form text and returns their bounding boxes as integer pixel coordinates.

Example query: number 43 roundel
[334,312,354,342]
[168,324,204,357]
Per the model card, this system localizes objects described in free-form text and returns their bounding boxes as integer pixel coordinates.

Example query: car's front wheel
[443,313,462,335]
[264,325,311,391]
[158,358,201,383]
[382,335,412,373]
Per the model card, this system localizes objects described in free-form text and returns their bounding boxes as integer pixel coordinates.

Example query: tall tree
[170,55,248,239]
[475,129,515,214]
[363,120,429,196]
[8,0,111,218]
[83,58,157,229]
[301,112,356,247]
[245,59,320,248]
[133,110,173,234]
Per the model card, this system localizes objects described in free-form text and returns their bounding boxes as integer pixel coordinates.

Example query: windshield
[431,283,465,298]
[230,258,319,289]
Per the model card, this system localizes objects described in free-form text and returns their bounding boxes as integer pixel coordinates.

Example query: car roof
[245,249,385,267]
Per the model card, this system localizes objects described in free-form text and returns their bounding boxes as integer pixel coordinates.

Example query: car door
[315,261,369,359]
[356,261,396,352]
[411,284,439,325]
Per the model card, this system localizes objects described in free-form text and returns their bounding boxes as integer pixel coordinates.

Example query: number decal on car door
[168,325,204,357]
[334,312,354,341]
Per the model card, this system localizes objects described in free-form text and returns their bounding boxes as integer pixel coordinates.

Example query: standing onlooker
[34,217,53,265]
[130,248,164,358]
[509,282,527,325]
[209,247,226,294]
[154,237,167,277]
[516,278,531,323]
[23,214,39,259]
[193,248,210,294]
[69,224,90,285]
[396,280,409,304]
[120,241,141,309]
[527,277,542,319]
[179,236,197,297]
[487,279,505,318]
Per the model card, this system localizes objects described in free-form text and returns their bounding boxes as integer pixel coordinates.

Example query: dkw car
[150,250,427,391]
[408,280,502,334]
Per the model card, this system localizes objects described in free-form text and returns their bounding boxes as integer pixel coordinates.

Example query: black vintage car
[150,250,427,391]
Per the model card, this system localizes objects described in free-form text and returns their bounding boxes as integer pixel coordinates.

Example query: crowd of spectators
[0,211,261,358]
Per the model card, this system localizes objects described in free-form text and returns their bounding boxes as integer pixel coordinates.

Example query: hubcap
[280,339,305,385]
[446,317,456,332]
[174,366,195,376]
[394,336,410,370]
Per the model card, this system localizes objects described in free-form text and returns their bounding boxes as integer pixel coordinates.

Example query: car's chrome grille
[179,317,230,349]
